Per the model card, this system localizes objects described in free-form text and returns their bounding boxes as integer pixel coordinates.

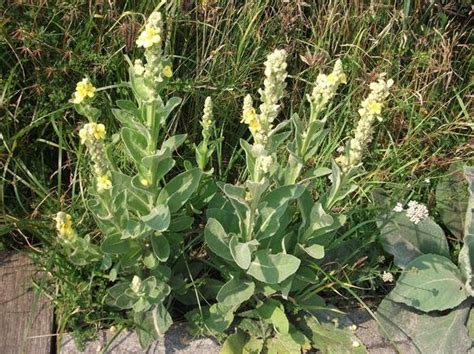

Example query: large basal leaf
[390,254,468,312]
[458,166,474,296]
[377,296,472,354]
[378,212,449,268]
[217,277,255,306]
[157,168,202,213]
[436,165,468,240]
[247,250,301,284]
[204,218,233,261]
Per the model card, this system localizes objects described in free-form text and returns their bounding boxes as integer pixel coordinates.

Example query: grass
[0,0,472,346]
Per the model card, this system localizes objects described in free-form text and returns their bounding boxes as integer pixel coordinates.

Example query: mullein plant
[59,11,203,348]
[200,50,394,352]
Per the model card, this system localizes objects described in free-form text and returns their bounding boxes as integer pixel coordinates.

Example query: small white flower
[393,202,404,212]
[382,271,394,283]
[352,340,360,348]
[424,178,431,184]
[405,201,429,224]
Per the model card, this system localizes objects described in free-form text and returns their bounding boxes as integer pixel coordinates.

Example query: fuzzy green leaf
[157,168,202,213]
[436,165,468,240]
[458,166,474,296]
[300,243,325,259]
[204,218,233,261]
[229,235,253,270]
[257,299,289,334]
[220,329,247,354]
[378,213,449,268]
[390,254,468,312]
[247,251,301,284]
[151,234,170,262]
[217,277,255,306]
[141,205,170,232]
[101,234,131,254]
[205,303,234,333]
[377,296,472,354]
[121,127,148,164]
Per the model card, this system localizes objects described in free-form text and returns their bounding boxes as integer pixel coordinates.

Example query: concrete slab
[60,307,405,353]
[60,324,220,354]
[0,251,53,354]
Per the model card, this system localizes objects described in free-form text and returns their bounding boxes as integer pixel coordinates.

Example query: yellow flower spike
[72,78,96,104]
[136,27,161,48]
[162,65,173,78]
[97,175,112,192]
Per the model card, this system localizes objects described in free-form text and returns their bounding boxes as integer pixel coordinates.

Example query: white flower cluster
[201,97,214,140]
[405,200,429,224]
[310,59,347,108]
[382,271,394,283]
[336,77,393,172]
[254,49,288,145]
[392,200,429,224]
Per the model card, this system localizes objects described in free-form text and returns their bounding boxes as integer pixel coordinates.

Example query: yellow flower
[97,175,112,192]
[55,212,76,241]
[162,65,173,78]
[136,27,161,48]
[79,122,106,144]
[140,178,149,186]
[327,73,339,85]
[248,118,261,134]
[241,108,257,125]
[72,78,96,104]
[366,100,383,115]
[241,108,261,134]
[93,123,106,140]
